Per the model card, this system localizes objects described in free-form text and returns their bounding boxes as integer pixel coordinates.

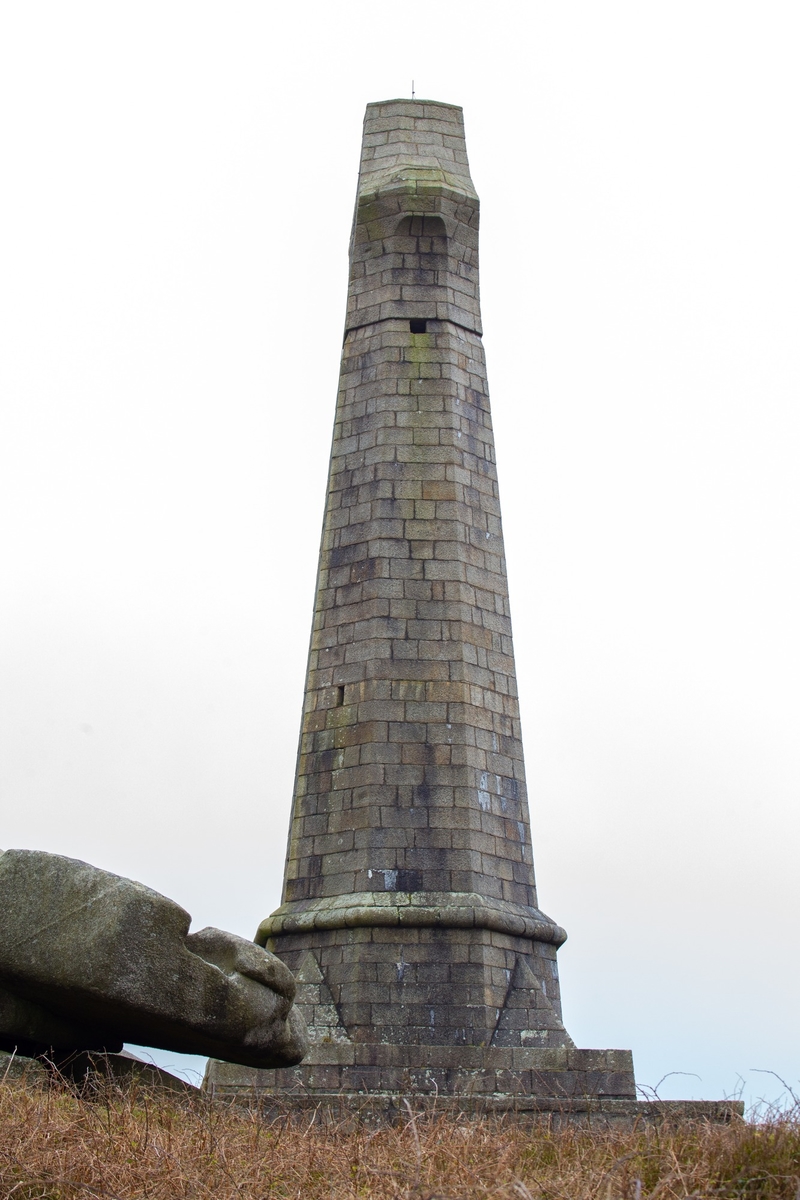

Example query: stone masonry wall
[206,100,637,1101]
[283,320,537,912]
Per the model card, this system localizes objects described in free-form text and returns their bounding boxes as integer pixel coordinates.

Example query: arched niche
[395,214,448,239]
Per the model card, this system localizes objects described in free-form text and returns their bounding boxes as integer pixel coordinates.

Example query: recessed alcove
[395,214,447,238]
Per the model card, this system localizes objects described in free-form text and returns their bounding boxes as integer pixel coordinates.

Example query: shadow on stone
[0,849,308,1070]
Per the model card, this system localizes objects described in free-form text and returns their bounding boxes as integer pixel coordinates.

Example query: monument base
[203,1045,743,1125]
[206,1043,632,1097]
[203,1050,741,1126]
[205,1044,632,1098]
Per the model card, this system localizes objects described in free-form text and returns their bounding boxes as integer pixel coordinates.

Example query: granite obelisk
[207,98,637,1108]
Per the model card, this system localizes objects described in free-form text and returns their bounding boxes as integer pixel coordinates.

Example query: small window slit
[334,685,345,707]
[409,319,427,334]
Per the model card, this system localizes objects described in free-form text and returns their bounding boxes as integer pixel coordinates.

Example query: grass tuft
[1,1074,799,1198]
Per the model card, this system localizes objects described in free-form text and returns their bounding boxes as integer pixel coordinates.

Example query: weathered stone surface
[0,849,308,1068]
[258,98,575,1063]
[0,1048,48,1085]
[205,99,735,1121]
[0,982,111,1056]
[207,98,628,1103]
[202,1076,745,1129]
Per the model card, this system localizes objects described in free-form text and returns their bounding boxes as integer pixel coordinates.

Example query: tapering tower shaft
[265,97,569,1050]
[209,100,635,1103]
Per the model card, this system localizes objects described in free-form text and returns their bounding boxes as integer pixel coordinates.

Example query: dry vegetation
[1,1072,799,1200]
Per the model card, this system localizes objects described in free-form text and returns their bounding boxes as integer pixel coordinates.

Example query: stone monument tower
[207,98,637,1111]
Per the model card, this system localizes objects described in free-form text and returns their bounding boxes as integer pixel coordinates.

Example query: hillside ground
[1,1068,798,1199]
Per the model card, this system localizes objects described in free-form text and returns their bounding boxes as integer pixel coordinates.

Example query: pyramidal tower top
[346,99,481,336]
[208,99,638,1110]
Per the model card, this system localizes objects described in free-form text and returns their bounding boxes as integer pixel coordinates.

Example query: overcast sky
[1,1,798,1105]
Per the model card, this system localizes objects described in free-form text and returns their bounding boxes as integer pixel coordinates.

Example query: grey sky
[1,1,798,1105]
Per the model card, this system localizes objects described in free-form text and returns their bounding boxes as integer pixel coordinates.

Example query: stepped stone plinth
[205,100,741,1124]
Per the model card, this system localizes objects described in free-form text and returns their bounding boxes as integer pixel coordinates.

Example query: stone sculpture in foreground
[0,849,308,1068]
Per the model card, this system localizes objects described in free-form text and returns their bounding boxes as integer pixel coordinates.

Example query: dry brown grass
[1,1074,799,1200]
